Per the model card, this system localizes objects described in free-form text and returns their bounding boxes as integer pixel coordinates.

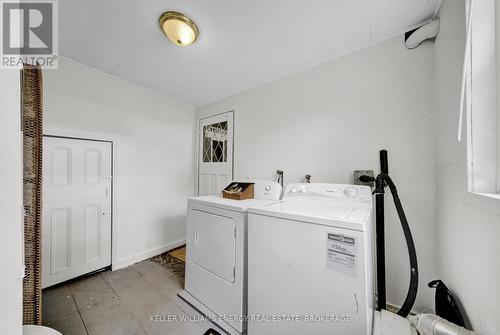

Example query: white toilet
[23,325,62,335]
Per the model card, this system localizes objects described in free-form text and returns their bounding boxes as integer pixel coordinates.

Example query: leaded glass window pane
[202,135,211,162]
[202,121,228,163]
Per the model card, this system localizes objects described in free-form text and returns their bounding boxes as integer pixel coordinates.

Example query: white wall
[44,58,196,269]
[0,71,23,334]
[433,0,500,333]
[197,37,438,312]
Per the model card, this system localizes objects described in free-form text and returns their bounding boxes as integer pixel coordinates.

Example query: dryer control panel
[254,181,283,200]
[284,183,372,202]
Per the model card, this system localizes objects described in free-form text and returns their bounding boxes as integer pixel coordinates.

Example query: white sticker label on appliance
[326,233,357,277]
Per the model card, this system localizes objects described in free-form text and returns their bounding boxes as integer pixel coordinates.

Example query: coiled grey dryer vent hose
[409,314,479,335]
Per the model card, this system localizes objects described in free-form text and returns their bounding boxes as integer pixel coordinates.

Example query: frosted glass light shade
[159,11,199,46]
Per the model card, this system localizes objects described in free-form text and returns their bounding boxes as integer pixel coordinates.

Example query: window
[202,121,228,163]
[466,0,499,195]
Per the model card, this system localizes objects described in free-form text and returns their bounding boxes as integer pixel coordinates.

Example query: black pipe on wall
[375,150,388,311]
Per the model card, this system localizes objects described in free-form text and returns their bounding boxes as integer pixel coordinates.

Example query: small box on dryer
[222,182,254,200]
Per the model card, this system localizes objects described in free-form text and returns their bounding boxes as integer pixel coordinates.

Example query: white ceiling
[60,0,441,107]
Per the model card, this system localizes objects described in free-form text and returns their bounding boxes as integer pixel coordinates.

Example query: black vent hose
[376,173,419,317]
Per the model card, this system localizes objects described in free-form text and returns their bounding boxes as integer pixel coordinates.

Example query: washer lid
[249,197,371,231]
[189,195,276,212]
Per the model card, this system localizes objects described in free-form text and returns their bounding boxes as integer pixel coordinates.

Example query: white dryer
[179,181,282,335]
[247,183,376,335]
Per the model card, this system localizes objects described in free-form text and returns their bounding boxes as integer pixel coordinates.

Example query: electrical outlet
[354,170,375,187]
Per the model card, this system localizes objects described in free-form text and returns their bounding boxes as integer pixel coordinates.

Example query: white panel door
[42,136,112,288]
[198,111,234,196]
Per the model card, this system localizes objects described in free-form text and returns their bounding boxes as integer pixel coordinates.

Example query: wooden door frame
[43,128,118,271]
[197,111,235,196]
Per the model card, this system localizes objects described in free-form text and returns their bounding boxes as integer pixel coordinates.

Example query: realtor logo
[1,0,58,69]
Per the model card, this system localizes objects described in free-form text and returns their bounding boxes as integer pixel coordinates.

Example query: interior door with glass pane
[198,112,234,196]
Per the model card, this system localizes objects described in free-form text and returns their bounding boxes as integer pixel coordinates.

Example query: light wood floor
[42,260,221,335]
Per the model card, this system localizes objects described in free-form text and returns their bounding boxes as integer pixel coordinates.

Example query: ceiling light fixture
[159,11,199,46]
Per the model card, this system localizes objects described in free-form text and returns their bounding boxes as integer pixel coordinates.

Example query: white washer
[179,181,282,335]
[247,183,376,335]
